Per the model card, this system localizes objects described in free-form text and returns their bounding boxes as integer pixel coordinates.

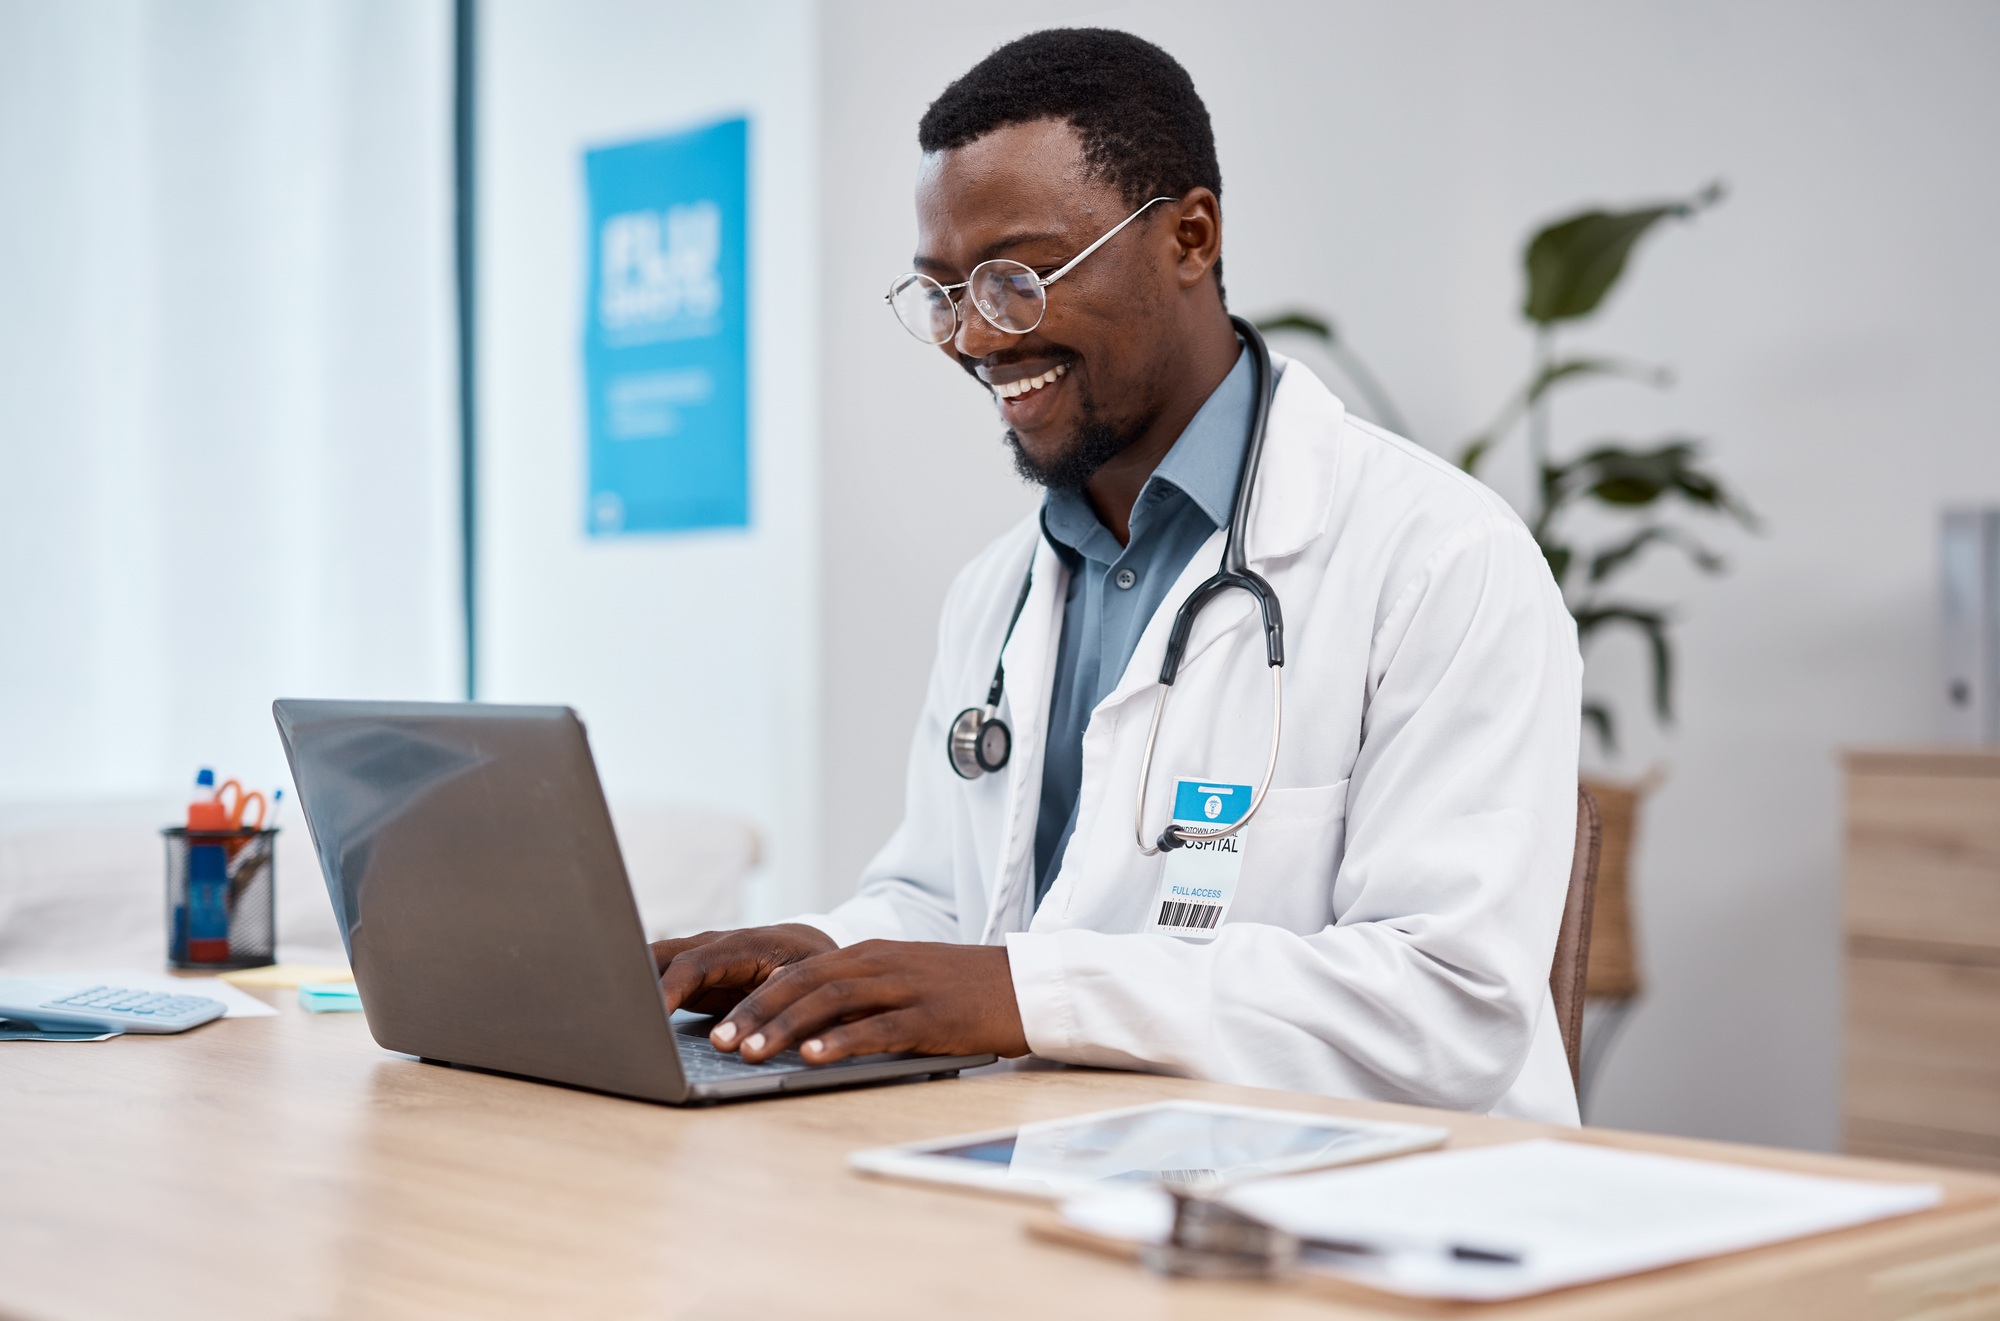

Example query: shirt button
[1114,568,1137,590]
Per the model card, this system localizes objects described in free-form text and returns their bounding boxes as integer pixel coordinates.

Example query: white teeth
[993,362,1068,402]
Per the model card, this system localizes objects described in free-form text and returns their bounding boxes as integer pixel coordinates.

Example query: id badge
[1149,778,1251,940]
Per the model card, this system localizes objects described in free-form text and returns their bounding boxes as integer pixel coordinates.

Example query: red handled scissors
[213,779,267,831]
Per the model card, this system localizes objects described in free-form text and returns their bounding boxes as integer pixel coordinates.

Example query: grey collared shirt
[1033,344,1270,903]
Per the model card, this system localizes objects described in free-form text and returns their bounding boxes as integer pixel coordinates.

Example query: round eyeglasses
[885,196,1177,345]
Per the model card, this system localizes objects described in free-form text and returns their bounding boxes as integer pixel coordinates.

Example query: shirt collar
[1039,342,1253,561]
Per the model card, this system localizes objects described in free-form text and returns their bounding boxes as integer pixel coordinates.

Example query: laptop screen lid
[273,699,690,1103]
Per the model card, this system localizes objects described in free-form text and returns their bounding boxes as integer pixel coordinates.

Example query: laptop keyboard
[674,1025,808,1080]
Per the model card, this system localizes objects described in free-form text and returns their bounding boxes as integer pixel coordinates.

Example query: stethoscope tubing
[1133,315,1286,854]
[952,316,1289,863]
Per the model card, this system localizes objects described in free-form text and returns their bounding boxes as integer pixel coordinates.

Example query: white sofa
[0,798,758,973]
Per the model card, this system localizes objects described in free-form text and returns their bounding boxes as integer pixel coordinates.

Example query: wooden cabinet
[1843,749,2000,1171]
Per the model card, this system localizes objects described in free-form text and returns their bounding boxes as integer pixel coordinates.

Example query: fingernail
[744,1033,766,1053]
[711,1022,737,1045]
[803,1038,824,1056]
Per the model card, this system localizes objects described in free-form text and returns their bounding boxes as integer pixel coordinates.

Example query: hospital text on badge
[1151,778,1252,939]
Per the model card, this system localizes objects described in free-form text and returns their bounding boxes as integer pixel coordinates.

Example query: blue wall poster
[582,117,749,535]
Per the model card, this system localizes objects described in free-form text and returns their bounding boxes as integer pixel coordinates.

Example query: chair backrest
[1549,785,1603,1088]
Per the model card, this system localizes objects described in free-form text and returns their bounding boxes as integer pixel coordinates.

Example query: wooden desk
[2,993,1997,1321]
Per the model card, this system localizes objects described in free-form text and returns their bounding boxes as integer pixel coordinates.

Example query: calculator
[0,979,227,1034]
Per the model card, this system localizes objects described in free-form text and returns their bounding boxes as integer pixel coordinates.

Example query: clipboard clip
[1141,1191,1299,1280]
[1140,1188,1526,1280]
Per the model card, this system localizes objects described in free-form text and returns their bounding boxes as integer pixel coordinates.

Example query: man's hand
[650,923,837,1016]
[707,940,1030,1065]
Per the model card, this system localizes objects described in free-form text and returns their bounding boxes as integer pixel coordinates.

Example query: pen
[1154,1191,1526,1279]
[1302,1234,1523,1266]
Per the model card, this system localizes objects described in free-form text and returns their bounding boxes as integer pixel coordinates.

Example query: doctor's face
[911,119,1216,489]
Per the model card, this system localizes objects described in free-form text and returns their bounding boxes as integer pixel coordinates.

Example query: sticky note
[222,964,353,990]
[297,983,363,1014]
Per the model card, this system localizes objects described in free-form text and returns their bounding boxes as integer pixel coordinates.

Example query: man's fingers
[712,959,831,1051]
[797,1009,921,1065]
[661,926,843,1030]
[733,977,886,1062]
[678,985,751,1017]
[647,931,723,974]
[657,937,778,1013]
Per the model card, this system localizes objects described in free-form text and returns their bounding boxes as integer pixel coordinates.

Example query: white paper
[1219,1139,1942,1301]
[10,967,280,1019]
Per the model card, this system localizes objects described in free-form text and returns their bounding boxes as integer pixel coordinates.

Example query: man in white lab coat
[652,29,1583,1122]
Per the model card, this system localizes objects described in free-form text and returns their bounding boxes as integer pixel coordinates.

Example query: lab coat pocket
[1230,778,1350,932]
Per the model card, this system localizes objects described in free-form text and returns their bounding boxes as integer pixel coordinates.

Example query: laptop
[272,699,995,1103]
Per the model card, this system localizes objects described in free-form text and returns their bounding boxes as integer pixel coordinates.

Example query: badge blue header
[1173,778,1252,826]
[581,116,749,535]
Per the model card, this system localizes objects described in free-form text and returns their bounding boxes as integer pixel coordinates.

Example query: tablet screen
[921,1103,1390,1192]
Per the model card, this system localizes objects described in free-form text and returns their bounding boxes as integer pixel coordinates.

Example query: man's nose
[952,295,1017,359]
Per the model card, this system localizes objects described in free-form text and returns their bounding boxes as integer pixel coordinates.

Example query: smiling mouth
[991,362,1069,401]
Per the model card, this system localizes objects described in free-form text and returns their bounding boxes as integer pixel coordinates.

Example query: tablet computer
[850,1100,1449,1200]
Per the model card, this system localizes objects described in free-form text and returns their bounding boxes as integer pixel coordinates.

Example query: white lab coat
[801,356,1583,1123]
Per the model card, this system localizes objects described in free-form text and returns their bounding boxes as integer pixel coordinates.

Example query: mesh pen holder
[164,827,278,970]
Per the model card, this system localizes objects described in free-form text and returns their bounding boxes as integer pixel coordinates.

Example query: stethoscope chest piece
[948,706,1012,778]
[947,566,1038,780]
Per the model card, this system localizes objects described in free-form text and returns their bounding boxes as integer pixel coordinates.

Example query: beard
[1002,379,1146,492]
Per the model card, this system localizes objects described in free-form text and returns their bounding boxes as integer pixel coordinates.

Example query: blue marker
[185,843,231,964]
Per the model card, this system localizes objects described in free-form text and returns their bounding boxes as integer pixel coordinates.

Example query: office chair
[1550,785,1603,1088]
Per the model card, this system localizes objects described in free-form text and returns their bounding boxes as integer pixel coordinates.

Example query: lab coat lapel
[1098,525,1238,716]
[1240,351,1341,564]
[1095,357,1341,717]
[980,535,1068,943]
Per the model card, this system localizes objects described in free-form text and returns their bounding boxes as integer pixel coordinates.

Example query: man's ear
[1170,188,1221,290]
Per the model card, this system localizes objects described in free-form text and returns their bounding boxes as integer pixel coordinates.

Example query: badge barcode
[1157,900,1223,931]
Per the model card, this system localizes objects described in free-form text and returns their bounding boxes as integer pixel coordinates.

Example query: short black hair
[919,29,1223,294]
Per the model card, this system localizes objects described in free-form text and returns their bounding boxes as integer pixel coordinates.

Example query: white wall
[0,0,460,802]
[479,0,820,919]
[816,0,2000,1149]
[8,0,1994,1151]
[814,10,1045,914]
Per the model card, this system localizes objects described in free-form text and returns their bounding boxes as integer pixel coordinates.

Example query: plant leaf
[1529,357,1672,409]
[1589,526,1725,584]
[1522,182,1725,325]
[1543,541,1573,586]
[1252,310,1339,345]
[1581,700,1616,755]
[1459,357,1670,477]
[1552,439,1759,527]
[1572,604,1674,720]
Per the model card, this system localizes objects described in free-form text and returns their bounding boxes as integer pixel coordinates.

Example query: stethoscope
[947,315,1285,856]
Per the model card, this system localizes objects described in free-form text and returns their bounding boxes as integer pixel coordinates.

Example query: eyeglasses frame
[884,194,1180,344]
